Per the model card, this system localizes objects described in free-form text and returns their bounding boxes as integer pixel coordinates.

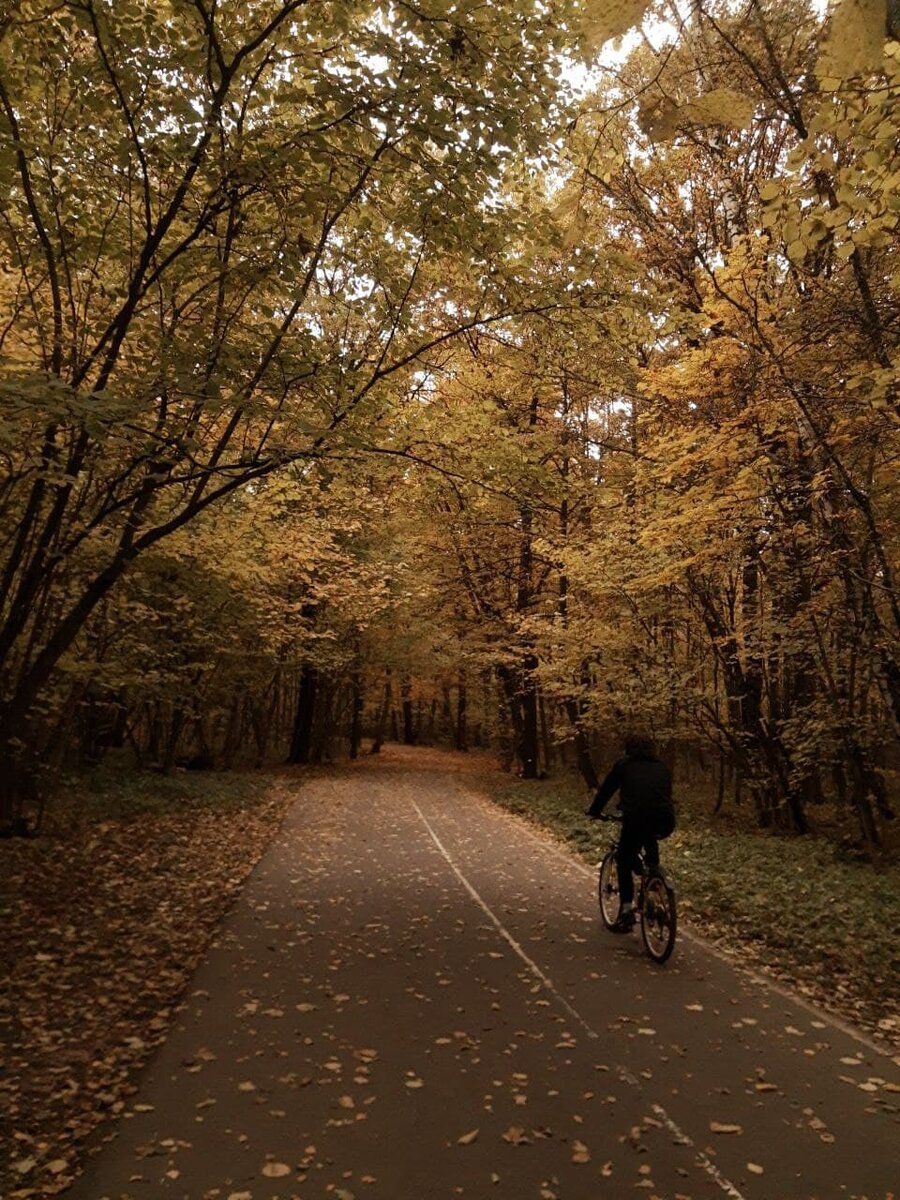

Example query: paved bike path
[65,755,899,1200]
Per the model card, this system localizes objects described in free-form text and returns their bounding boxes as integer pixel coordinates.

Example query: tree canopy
[1,0,898,845]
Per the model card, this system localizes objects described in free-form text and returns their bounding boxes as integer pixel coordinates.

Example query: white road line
[650,1105,748,1200]
[463,783,898,1062]
[410,798,599,1041]
[411,796,749,1200]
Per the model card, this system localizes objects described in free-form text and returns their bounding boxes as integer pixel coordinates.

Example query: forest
[1,0,899,848]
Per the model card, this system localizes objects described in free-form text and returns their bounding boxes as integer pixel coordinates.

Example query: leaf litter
[0,774,289,1198]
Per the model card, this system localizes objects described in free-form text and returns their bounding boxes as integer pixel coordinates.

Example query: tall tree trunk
[455,669,468,752]
[349,667,363,760]
[518,652,540,779]
[222,692,242,769]
[538,688,553,775]
[288,663,319,765]
[370,668,392,754]
[401,677,415,745]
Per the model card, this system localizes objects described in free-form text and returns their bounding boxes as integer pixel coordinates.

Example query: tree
[0,0,589,818]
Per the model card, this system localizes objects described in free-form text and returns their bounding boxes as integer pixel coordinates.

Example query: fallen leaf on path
[261,1162,291,1178]
[571,1139,590,1163]
[457,1130,479,1145]
[747,1163,764,1174]
[710,1122,743,1134]
[501,1125,531,1145]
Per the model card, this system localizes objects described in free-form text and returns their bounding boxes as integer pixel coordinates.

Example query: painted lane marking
[411,797,748,1200]
[410,798,599,1041]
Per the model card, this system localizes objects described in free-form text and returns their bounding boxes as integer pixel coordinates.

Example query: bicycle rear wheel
[640,872,676,963]
[598,852,621,929]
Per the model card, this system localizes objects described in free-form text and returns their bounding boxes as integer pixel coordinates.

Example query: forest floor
[484,766,900,1053]
[0,765,292,1199]
[42,748,900,1200]
[1,748,898,1200]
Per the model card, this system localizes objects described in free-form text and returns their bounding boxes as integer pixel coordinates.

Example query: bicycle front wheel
[640,872,677,963]
[598,852,621,929]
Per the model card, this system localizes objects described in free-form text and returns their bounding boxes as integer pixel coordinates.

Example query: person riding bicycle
[586,733,675,932]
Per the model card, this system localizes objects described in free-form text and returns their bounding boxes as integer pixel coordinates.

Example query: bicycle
[596,812,677,964]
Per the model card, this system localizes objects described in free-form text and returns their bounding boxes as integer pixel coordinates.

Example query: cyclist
[586,733,675,932]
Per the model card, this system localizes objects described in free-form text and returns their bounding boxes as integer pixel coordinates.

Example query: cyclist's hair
[624,732,655,757]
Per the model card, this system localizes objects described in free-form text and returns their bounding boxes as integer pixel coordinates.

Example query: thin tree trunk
[349,667,363,760]
[370,668,392,754]
[456,670,468,752]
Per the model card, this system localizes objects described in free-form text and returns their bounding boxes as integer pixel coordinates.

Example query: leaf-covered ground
[0,768,291,1200]
[485,773,900,1051]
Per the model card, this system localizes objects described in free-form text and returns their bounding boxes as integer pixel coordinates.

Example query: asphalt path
[65,751,900,1200]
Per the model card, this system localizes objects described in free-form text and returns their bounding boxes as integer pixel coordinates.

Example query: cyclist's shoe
[611,909,636,933]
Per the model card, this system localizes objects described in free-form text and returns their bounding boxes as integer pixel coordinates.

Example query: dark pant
[616,815,662,905]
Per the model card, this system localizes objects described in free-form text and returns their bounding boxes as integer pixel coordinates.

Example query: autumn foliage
[1,0,898,845]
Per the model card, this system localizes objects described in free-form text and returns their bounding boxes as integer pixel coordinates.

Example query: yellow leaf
[683,87,755,129]
[787,239,807,262]
[262,1162,292,1177]
[580,0,653,51]
[818,0,886,78]
[501,1124,531,1144]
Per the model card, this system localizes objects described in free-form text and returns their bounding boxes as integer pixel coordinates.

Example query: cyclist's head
[624,732,655,758]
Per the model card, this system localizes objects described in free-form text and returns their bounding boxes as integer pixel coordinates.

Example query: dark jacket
[588,753,673,820]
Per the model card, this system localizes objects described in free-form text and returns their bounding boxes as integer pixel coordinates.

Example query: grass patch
[486,771,900,1048]
[58,754,263,821]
